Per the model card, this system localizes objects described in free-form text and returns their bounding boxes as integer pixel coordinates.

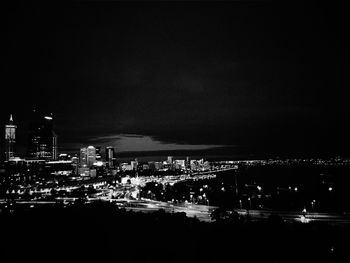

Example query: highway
[92,198,350,225]
[120,199,214,222]
[2,197,350,225]
[233,209,350,225]
[121,200,350,225]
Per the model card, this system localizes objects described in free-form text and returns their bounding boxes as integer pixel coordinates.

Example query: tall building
[105,146,115,168]
[5,114,16,161]
[80,147,87,167]
[27,110,57,160]
[186,156,191,169]
[71,156,79,175]
[95,146,102,161]
[87,146,96,167]
[167,156,173,164]
[52,131,58,160]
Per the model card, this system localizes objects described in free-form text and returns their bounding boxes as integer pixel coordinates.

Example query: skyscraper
[87,146,96,167]
[95,146,102,161]
[80,147,87,167]
[71,155,79,175]
[27,110,57,160]
[5,114,16,161]
[186,156,191,169]
[52,131,58,160]
[105,146,115,168]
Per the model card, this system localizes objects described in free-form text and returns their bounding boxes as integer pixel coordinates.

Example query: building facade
[105,146,116,168]
[86,146,96,167]
[80,147,87,167]
[5,114,16,161]
[27,110,57,160]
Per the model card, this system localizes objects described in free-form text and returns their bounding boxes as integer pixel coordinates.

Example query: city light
[1,114,349,227]
[300,215,310,223]
[1,4,348,260]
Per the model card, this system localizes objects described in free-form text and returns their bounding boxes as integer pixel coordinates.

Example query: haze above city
[2,2,348,157]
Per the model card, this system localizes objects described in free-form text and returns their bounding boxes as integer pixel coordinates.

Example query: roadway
[107,199,350,225]
[2,197,350,225]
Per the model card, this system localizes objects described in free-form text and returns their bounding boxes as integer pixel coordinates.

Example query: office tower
[71,156,79,175]
[80,147,87,167]
[95,146,102,161]
[167,156,173,164]
[27,110,57,160]
[5,114,17,161]
[87,146,96,167]
[52,131,58,160]
[105,146,115,168]
[186,156,191,169]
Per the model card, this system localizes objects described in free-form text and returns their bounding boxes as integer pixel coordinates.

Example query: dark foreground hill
[1,202,349,263]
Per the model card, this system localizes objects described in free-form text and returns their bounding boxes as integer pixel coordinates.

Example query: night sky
[2,1,349,158]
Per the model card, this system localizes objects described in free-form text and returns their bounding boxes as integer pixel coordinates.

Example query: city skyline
[2,105,348,159]
[1,112,229,159]
[1,2,349,261]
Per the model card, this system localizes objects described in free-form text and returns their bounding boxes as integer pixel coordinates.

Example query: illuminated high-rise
[95,146,102,161]
[52,131,58,160]
[80,147,88,167]
[186,156,191,169]
[27,110,58,160]
[105,146,115,168]
[5,114,16,161]
[87,146,96,167]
